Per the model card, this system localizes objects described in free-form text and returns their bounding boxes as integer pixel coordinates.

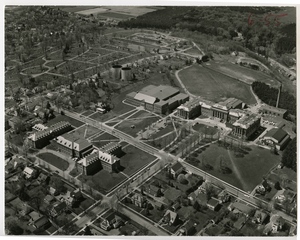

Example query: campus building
[177,98,201,119]
[262,128,290,150]
[28,121,72,148]
[211,98,244,122]
[53,133,94,158]
[126,85,189,114]
[76,142,122,175]
[260,105,288,119]
[231,113,261,139]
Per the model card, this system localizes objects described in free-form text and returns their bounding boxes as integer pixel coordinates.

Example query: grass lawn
[115,111,160,137]
[71,124,101,139]
[89,112,117,123]
[79,170,127,194]
[179,65,256,105]
[120,145,157,176]
[37,152,69,171]
[90,132,119,148]
[187,143,280,192]
[208,61,276,86]
[81,110,95,116]
[193,123,219,136]
[45,114,84,128]
[184,47,203,56]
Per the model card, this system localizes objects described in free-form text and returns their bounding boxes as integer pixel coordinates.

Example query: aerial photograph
[4,5,297,236]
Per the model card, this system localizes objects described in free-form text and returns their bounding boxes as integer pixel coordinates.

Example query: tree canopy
[281,138,296,172]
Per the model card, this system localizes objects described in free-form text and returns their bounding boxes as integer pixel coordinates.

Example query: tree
[274,181,281,190]
[177,174,188,185]
[281,138,296,172]
[49,176,67,194]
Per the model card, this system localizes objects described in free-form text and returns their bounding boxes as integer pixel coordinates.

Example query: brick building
[232,113,261,139]
[177,98,201,119]
[28,121,72,148]
[53,133,94,158]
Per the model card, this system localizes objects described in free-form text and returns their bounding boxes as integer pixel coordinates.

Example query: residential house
[29,211,42,224]
[49,187,57,196]
[146,184,162,197]
[163,210,178,226]
[218,191,231,203]
[270,215,284,233]
[49,201,67,217]
[23,167,37,179]
[131,193,146,208]
[233,215,247,230]
[171,202,181,212]
[33,216,49,229]
[100,210,116,231]
[60,191,76,207]
[71,189,82,200]
[36,173,48,184]
[228,202,254,217]
[170,162,184,178]
[177,220,196,236]
[44,195,55,204]
[207,198,220,211]
[18,203,32,216]
[188,190,208,206]
[252,210,268,225]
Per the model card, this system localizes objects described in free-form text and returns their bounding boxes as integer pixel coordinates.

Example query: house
[60,191,76,207]
[171,202,181,211]
[146,184,162,197]
[71,189,82,200]
[33,216,49,229]
[188,190,208,206]
[36,173,48,184]
[23,167,37,179]
[252,210,268,224]
[100,210,116,231]
[163,210,178,225]
[270,215,284,233]
[49,201,67,217]
[228,202,254,217]
[218,191,231,203]
[44,195,55,204]
[170,162,184,178]
[29,211,42,223]
[131,193,146,208]
[178,220,196,236]
[262,179,271,192]
[18,203,32,216]
[233,215,247,230]
[49,187,57,196]
[206,198,220,211]
[198,181,210,194]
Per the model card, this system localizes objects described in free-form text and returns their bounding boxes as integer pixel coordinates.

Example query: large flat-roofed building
[126,85,189,114]
[53,133,94,158]
[177,98,202,119]
[262,128,290,150]
[211,98,244,121]
[260,105,287,119]
[199,100,214,117]
[232,113,261,139]
[228,109,246,124]
[76,144,121,175]
[28,121,72,148]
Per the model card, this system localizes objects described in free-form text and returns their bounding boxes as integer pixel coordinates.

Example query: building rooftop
[221,98,243,109]
[171,162,183,172]
[229,109,246,118]
[55,133,92,151]
[139,85,179,101]
[264,128,289,143]
[199,100,214,109]
[134,92,157,104]
[233,113,260,129]
[167,93,189,105]
[260,105,287,114]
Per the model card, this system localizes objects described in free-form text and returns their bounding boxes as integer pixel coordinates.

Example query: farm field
[187,143,280,192]
[37,152,69,171]
[120,145,157,176]
[179,64,257,105]
[207,61,278,86]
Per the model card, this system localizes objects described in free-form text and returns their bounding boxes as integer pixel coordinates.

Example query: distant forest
[119,6,296,56]
[252,81,296,116]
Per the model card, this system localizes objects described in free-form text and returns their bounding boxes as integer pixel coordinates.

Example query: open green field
[37,152,69,171]
[115,111,160,137]
[45,114,84,128]
[120,145,157,176]
[79,170,127,194]
[71,124,101,139]
[178,65,256,104]
[97,12,134,20]
[187,143,280,191]
[207,61,277,86]
[193,123,219,136]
